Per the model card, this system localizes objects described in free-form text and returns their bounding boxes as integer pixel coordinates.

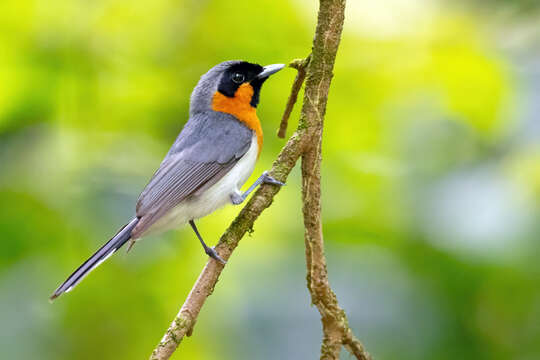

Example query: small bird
[50,60,285,300]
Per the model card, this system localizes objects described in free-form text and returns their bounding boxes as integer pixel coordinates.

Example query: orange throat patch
[211,83,263,155]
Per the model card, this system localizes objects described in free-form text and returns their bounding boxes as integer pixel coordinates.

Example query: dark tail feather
[50,218,139,301]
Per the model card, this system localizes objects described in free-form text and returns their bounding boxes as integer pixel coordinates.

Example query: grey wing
[134,111,253,235]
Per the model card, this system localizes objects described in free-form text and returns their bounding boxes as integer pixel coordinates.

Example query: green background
[1,0,539,359]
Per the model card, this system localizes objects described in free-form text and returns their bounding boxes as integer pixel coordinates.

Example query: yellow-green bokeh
[1,1,539,359]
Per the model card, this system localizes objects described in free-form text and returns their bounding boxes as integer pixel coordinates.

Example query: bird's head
[190,60,284,115]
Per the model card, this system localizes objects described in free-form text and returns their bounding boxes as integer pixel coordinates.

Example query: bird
[50,60,285,300]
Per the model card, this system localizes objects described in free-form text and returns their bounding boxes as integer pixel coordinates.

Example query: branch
[299,0,371,359]
[277,56,310,138]
[149,0,371,359]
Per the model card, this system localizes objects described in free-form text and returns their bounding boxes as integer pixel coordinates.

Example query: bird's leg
[230,171,285,205]
[189,220,226,264]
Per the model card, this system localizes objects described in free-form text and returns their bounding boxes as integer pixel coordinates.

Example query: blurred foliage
[1,0,539,359]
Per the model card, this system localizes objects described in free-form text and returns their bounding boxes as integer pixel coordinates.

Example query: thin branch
[299,0,371,359]
[277,56,310,138]
[344,331,371,360]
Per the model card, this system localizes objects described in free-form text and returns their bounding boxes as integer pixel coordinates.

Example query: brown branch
[149,0,370,359]
[277,56,310,138]
[299,0,371,359]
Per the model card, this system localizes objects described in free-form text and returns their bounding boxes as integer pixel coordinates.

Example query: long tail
[50,217,139,300]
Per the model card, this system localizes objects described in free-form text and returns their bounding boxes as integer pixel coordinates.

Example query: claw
[205,247,227,264]
[230,192,244,205]
[262,171,285,186]
[126,238,137,253]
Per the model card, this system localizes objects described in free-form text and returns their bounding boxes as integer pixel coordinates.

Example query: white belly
[143,135,259,235]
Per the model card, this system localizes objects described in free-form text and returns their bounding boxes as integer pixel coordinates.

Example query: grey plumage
[134,61,253,236]
[133,111,252,237]
[189,60,244,115]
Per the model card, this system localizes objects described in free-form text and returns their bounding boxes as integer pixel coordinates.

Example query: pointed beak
[257,64,285,79]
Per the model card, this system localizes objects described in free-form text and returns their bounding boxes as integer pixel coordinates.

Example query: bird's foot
[230,192,244,205]
[205,246,227,264]
[261,171,285,186]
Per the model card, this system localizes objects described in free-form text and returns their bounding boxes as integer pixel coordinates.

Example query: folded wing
[133,111,252,236]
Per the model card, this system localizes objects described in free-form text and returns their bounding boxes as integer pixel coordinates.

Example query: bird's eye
[231,72,245,84]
